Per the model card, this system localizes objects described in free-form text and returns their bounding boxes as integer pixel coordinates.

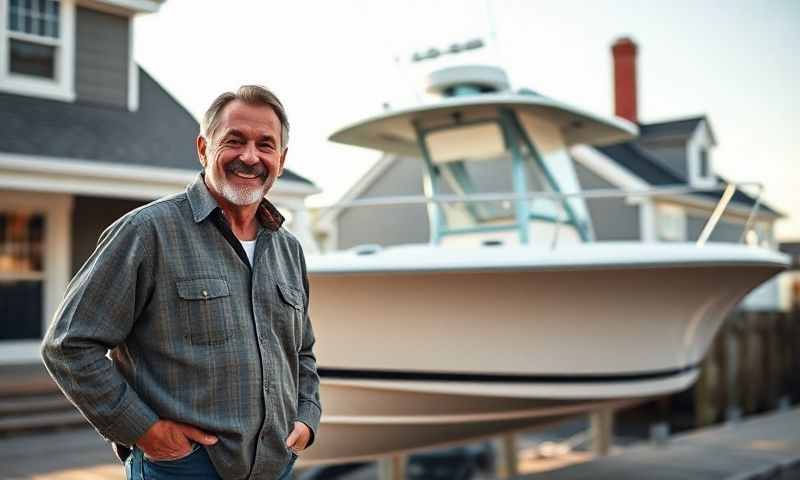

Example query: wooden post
[590,408,613,456]
[716,324,729,422]
[492,434,518,478]
[377,455,406,480]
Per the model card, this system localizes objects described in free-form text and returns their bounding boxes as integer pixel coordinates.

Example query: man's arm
[41,214,160,447]
[294,243,322,447]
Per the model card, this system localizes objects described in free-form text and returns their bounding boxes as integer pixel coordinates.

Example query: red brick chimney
[612,37,638,123]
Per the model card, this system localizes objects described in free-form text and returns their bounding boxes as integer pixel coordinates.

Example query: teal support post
[498,110,530,244]
[413,121,445,244]
[505,111,592,242]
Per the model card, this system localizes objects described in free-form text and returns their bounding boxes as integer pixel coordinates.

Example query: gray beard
[218,176,268,206]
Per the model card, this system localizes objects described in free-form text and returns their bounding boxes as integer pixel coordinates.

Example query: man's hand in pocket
[136,419,218,461]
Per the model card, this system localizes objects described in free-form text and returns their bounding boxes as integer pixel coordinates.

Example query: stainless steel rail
[318,182,765,247]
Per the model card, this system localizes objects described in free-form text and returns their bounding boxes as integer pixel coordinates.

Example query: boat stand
[377,454,406,480]
[493,433,520,478]
[591,408,614,456]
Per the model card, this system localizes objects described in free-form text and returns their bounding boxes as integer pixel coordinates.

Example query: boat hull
[301,243,787,463]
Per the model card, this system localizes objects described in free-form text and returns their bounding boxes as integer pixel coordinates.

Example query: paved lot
[1,408,798,479]
[517,408,800,480]
[0,428,122,480]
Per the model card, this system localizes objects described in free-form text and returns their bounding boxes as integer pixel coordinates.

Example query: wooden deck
[516,408,800,480]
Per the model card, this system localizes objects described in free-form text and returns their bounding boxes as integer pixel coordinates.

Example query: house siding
[337,157,429,249]
[75,7,129,108]
[574,163,640,241]
[71,196,145,275]
[686,215,743,243]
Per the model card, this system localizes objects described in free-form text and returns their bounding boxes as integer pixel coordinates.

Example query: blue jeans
[125,444,297,479]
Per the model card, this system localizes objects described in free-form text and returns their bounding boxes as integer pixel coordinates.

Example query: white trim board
[77,0,162,15]
[569,145,650,191]
[0,152,321,200]
[127,17,138,111]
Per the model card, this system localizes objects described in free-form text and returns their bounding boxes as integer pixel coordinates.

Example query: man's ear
[196,135,208,167]
[277,148,288,177]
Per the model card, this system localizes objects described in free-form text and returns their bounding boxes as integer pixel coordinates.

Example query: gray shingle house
[0,0,319,366]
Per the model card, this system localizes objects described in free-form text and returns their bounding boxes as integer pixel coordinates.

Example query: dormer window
[1,0,74,101]
[8,0,60,78]
[698,147,709,178]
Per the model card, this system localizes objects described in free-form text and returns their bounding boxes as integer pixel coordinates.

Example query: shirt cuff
[100,397,160,447]
[296,401,321,447]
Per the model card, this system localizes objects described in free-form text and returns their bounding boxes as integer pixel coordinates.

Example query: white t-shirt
[239,239,256,266]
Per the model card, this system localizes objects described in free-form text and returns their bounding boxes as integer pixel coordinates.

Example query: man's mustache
[226,159,268,180]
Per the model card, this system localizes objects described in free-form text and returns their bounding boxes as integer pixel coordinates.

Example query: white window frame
[0,189,72,364]
[0,0,75,102]
[687,120,716,189]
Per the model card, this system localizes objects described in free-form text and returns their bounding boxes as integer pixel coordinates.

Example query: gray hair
[200,85,290,152]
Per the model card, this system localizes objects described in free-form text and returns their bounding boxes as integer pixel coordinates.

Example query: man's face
[198,99,287,208]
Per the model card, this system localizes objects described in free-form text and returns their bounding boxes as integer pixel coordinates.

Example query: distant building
[0,0,319,366]
[314,37,783,309]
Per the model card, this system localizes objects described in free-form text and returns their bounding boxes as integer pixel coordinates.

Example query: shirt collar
[186,172,285,232]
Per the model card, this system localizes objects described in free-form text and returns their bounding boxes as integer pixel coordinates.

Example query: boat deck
[517,407,800,480]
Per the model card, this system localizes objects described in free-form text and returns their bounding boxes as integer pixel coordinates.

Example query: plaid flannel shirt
[42,173,321,479]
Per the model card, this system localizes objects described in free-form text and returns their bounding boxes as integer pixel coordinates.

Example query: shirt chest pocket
[176,278,232,345]
[275,281,305,352]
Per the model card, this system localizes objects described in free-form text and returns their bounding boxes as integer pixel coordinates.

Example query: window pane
[0,212,45,274]
[8,10,19,31]
[0,212,45,340]
[0,281,43,340]
[9,39,56,79]
[8,0,60,37]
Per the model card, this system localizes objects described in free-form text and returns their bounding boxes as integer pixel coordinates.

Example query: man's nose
[239,142,260,164]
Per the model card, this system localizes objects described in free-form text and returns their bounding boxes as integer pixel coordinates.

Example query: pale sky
[135,0,800,240]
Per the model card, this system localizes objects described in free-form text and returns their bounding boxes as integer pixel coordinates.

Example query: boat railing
[323,182,765,248]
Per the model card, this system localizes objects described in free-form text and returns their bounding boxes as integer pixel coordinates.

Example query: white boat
[300,65,788,464]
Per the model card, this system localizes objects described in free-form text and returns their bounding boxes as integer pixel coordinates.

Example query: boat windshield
[417,114,594,244]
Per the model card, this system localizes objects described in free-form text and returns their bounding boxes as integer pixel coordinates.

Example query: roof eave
[89,0,164,14]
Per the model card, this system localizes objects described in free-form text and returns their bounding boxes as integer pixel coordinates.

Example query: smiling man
[42,86,321,480]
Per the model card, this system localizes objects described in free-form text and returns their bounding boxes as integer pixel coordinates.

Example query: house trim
[77,0,161,15]
[687,118,716,188]
[127,14,138,111]
[100,0,161,13]
[0,152,320,200]
[0,0,77,102]
[569,145,650,191]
